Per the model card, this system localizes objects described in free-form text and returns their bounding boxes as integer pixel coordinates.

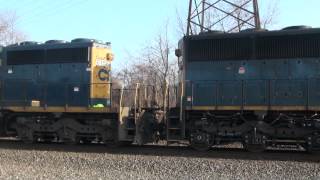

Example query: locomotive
[0,38,163,146]
[0,39,124,144]
[172,26,320,152]
[0,26,320,153]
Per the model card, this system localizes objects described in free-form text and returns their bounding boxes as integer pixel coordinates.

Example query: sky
[1,0,320,70]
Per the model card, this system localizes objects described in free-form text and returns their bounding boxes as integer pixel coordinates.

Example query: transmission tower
[186,0,261,35]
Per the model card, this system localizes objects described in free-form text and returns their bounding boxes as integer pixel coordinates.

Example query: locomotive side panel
[2,44,92,108]
[183,30,320,111]
[1,41,115,111]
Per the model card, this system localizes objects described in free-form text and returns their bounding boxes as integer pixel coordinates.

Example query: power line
[16,0,59,19]
[18,0,90,27]
[17,0,78,25]
[0,0,42,16]
[13,0,41,11]
[0,0,19,7]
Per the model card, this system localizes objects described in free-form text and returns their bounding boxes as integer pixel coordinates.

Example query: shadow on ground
[0,138,318,163]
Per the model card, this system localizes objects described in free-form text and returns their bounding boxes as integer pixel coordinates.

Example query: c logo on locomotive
[98,69,109,81]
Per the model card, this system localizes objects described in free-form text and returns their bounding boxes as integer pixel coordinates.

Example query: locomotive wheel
[105,140,121,148]
[63,136,80,145]
[191,143,211,151]
[80,138,92,144]
[57,128,79,145]
[104,140,133,147]
[21,137,35,144]
[303,145,315,153]
[16,126,35,144]
[117,141,133,146]
[190,131,212,151]
[243,129,267,153]
[303,136,320,153]
[243,144,266,153]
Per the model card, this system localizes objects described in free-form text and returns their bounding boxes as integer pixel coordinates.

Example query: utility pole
[186,0,261,36]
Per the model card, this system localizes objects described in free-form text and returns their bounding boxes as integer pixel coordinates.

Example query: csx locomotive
[0,39,124,144]
[0,26,320,153]
[172,26,320,152]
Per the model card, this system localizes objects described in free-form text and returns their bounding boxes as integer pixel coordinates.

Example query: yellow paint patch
[90,46,113,99]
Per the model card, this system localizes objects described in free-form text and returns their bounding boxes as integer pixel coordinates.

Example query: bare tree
[0,11,26,46]
[114,23,178,108]
[143,23,179,107]
[259,0,279,29]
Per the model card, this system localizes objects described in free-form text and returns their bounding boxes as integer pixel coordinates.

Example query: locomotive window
[46,48,88,63]
[7,50,45,65]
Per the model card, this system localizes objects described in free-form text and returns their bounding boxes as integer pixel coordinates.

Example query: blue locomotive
[0,39,123,144]
[0,27,320,153]
[170,26,320,152]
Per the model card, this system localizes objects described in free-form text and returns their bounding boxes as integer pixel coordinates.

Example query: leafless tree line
[0,11,26,46]
[113,23,179,109]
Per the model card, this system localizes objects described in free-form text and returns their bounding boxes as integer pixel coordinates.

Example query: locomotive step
[167,127,181,130]
[166,140,182,143]
[266,139,306,143]
[168,116,179,119]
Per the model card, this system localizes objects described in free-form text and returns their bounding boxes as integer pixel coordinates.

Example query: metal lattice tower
[186,0,261,35]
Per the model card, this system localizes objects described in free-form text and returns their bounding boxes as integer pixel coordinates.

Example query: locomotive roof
[186,27,320,40]
[5,39,110,51]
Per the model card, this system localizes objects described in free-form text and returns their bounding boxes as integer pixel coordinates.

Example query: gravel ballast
[0,141,319,180]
